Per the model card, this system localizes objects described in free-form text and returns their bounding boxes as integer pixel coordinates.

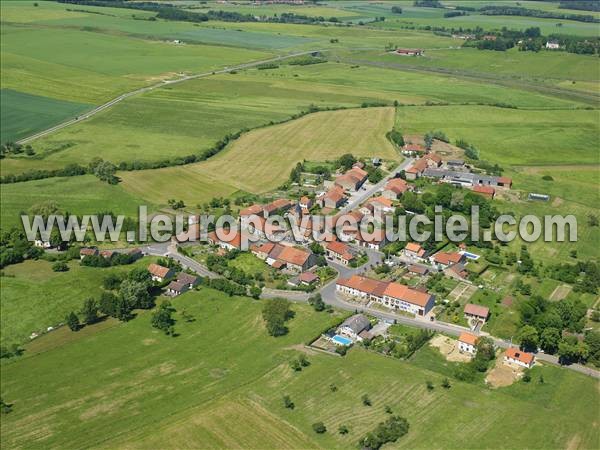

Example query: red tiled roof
[148,263,171,278]
[405,242,425,256]
[497,176,512,186]
[356,228,386,244]
[473,185,495,196]
[337,275,389,298]
[459,332,479,346]
[385,178,409,194]
[505,347,534,365]
[368,196,394,209]
[208,229,242,249]
[251,242,275,255]
[80,247,97,256]
[299,272,319,283]
[326,241,354,261]
[433,251,464,265]
[408,264,428,275]
[239,204,263,217]
[383,282,433,308]
[276,245,311,267]
[464,303,489,318]
[404,143,425,152]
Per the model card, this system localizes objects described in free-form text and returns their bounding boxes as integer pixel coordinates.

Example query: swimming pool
[460,251,480,260]
[332,335,352,346]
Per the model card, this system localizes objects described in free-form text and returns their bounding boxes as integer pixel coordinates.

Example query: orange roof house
[504,347,535,368]
[404,242,426,258]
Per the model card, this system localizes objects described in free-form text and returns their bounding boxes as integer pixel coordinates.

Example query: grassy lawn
[0,257,155,347]
[0,89,91,142]
[0,175,149,229]
[1,290,598,448]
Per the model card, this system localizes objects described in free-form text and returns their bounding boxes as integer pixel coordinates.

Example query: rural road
[16,49,327,145]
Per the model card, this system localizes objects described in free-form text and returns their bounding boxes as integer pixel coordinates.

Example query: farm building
[395,48,424,56]
[177,272,199,289]
[166,280,188,297]
[422,169,512,188]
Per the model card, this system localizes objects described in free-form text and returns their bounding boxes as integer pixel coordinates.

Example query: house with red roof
[317,186,346,209]
[382,178,410,200]
[335,167,368,191]
[299,196,313,213]
[458,332,479,355]
[464,303,490,323]
[504,347,535,369]
[367,196,395,213]
[207,229,244,251]
[265,243,315,272]
[148,263,175,283]
[355,228,388,251]
[381,281,435,316]
[404,242,426,260]
[336,275,435,316]
[430,251,466,269]
[325,241,355,265]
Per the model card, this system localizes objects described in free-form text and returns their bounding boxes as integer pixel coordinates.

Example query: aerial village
[77,133,534,383]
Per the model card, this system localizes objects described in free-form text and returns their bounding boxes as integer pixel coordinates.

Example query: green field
[0,175,149,229]
[0,89,91,143]
[1,290,598,449]
[395,105,600,166]
[1,59,588,177]
[119,106,396,204]
[0,257,155,347]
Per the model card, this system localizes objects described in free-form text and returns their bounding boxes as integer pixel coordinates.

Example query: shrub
[312,422,327,434]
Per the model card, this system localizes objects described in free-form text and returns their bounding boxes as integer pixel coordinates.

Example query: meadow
[166,106,396,194]
[395,105,600,166]
[0,175,149,229]
[1,289,598,449]
[0,257,155,347]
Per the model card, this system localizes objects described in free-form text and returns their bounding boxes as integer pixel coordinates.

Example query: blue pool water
[461,251,480,260]
[332,335,352,346]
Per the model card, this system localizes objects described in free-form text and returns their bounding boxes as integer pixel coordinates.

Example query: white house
[337,314,371,340]
[458,332,478,355]
[504,347,535,368]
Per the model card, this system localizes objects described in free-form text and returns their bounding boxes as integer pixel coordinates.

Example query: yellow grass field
[120,107,398,205]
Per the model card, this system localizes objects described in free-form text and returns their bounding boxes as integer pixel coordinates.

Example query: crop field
[119,165,241,208]
[341,47,600,96]
[0,175,148,229]
[1,290,598,449]
[2,59,587,178]
[189,106,397,193]
[1,23,272,105]
[119,106,396,203]
[373,11,600,38]
[0,258,159,347]
[0,89,91,142]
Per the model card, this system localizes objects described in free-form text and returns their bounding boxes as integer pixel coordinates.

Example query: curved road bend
[16,49,326,145]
